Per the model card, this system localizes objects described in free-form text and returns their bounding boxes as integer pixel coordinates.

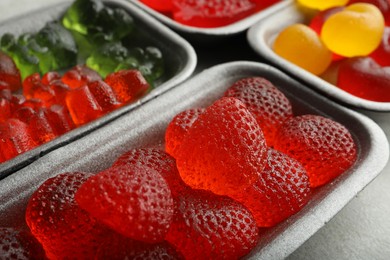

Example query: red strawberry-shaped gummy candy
[224,77,293,146]
[337,57,390,102]
[172,0,258,28]
[175,97,267,196]
[273,114,357,187]
[165,108,205,158]
[96,232,184,260]
[166,189,258,260]
[75,164,174,243]
[25,172,109,259]
[232,148,311,227]
[113,148,189,198]
[0,227,46,260]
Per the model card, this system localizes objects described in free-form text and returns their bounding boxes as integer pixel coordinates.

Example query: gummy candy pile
[0,54,150,163]
[0,0,165,164]
[273,0,390,102]
[2,77,357,259]
[139,0,280,28]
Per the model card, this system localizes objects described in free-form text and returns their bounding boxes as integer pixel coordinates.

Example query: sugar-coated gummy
[165,108,205,158]
[25,172,110,259]
[231,148,311,227]
[175,97,267,196]
[224,77,293,147]
[273,114,357,187]
[75,164,174,243]
[166,189,259,260]
[0,227,46,260]
[113,148,189,198]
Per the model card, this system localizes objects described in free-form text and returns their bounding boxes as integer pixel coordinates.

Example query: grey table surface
[1,1,389,259]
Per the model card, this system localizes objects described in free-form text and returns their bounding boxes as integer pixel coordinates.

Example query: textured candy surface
[321,3,385,57]
[75,164,174,243]
[232,148,311,227]
[172,0,258,28]
[337,57,390,102]
[113,148,189,197]
[175,97,267,196]
[104,69,150,103]
[166,189,258,260]
[273,114,357,187]
[165,108,205,158]
[0,227,46,260]
[25,172,108,259]
[274,24,332,75]
[224,77,293,146]
[96,233,184,260]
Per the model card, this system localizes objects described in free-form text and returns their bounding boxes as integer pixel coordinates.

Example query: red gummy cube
[25,172,109,259]
[28,105,75,144]
[0,51,22,91]
[273,114,357,187]
[231,148,311,227]
[337,57,390,102]
[175,97,267,196]
[224,77,294,146]
[166,189,258,260]
[23,73,55,106]
[75,164,174,243]
[87,80,122,112]
[96,232,184,260]
[0,119,37,162]
[65,84,103,125]
[0,97,11,123]
[0,227,46,260]
[113,148,189,198]
[42,71,61,85]
[104,69,150,103]
[62,64,101,89]
[165,108,205,158]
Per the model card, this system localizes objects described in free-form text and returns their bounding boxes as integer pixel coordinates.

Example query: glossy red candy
[65,84,103,125]
[175,97,267,196]
[0,119,37,163]
[273,114,357,187]
[96,233,184,260]
[370,26,390,66]
[165,108,205,158]
[166,189,258,260]
[87,80,121,112]
[224,77,293,146]
[23,73,56,105]
[348,0,390,25]
[26,172,109,259]
[75,164,174,243]
[172,0,258,28]
[104,69,150,103]
[231,148,311,227]
[0,51,22,91]
[0,227,46,260]
[62,64,101,89]
[28,105,75,144]
[0,97,11,123]
[113,148,189,198]
[42,71,61,85]
[140,0,174,12]
[337,57,390,101]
